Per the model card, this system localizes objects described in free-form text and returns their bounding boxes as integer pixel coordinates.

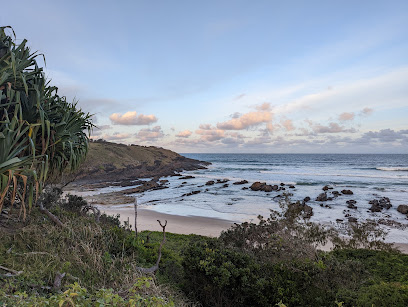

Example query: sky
[3,0,408,153]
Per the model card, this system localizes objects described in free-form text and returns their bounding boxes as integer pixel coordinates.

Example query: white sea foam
[376,167,408,171]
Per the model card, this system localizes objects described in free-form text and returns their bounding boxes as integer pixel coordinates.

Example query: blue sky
[3,0,408,153]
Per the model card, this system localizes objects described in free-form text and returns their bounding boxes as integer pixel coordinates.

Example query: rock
[348,217,358,223]
[182,190,201,197]
[205,180,215,186]
[286,201,314,219]
[233,180,248,185]
[289,185,295,189]
[222,184,229,188]
[242,187,248,190]
[397,204,408,215]
[272,185,279,191]
[323,185,333,191]
[216,179,229,184]
[303,196,311,203]
[341,189,353,195]
[332,191,341,197]
[346,200,357,209]
[179,175,195,180]
[181,181,187,184]
[369,197,392,212]
[316,192,328,202]
[280,183,285,186]
[336,219,344,223]
[281,187,286,190]
[250,182,274,192]
[159,179,169,184]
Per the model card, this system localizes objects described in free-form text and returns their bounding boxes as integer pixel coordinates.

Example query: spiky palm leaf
[0,26,93,218]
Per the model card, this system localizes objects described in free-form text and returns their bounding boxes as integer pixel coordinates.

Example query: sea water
[107,154,408,242]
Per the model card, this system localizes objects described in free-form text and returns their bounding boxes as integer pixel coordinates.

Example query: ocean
[131,153,408,242]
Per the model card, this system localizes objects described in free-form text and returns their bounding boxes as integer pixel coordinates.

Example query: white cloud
[110,111,158,125]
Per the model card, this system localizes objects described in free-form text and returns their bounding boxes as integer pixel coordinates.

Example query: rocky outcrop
[323,185,333,191]
[216,179,229,184]
[286,201,314,219]
[341,190,353,195]
[397,205,408,215]
[182,190,201,197]
[250,182,273,192]
[205,180,215,186]
[179,176,195,180]
[369,197,392,212]
[233,180,248,185]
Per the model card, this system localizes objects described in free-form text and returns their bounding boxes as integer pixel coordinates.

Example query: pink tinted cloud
[176,130,193,138]
[338,112,355,121]
[136,126,164,141]
[110,111,158,125]
[281,119,295,131]
[361,107,374,115]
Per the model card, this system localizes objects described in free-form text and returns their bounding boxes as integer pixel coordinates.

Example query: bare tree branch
[136,220,167,274]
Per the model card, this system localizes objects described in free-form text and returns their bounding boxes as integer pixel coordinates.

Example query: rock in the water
[341,189,353,195]
[217,179,229,184]
[316,192,328,202]
[250,182,274,192]
[233,180,248,185]
[348,217,358,223]
[182,190,201,197]
[179,175,195,180]
[397,204,408,215]
[303,196,311,203]
[346,200,357,209]
[289,185,295,189]
[323,185,333,191]
[222,183,229,188]
[369,197,392,212]
[205,180,215,186]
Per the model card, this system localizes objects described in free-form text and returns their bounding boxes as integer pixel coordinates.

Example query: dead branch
[134,197,138,237]
[136,220,167,274]
[0,265,23,277]
[81,205,101,223]
[38,201,64,227]
[53,271,66,290]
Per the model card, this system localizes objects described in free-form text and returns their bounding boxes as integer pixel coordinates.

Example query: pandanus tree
[0,27,93,220]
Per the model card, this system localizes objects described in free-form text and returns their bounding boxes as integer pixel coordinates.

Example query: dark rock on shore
[316,192,328,202]
[250,182,273,192]
[323,185,333,191]
[233,180,248,185]
[217,179,229,184]
[303,196,311,203]
[182,190,201,197]
[205,180,215,186]
[397,205,408,215]
[286,201,314,219]
[346,200,357,209]
[179,176,195,180]
[332,191,341,197]
[369,197,392,212]
[341,189,353,195]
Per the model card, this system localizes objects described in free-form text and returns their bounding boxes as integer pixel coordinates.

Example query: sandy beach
[100,207,234,237]
[99,205,408,253]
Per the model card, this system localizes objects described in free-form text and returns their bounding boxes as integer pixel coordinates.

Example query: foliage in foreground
[0,27,92,218]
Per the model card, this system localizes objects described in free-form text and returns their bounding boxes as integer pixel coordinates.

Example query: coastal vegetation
[1,28,408,307]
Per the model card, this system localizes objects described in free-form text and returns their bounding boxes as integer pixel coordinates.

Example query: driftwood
[134,197,138,237]
[38,202,64,228]
[0,265,23,277]
[136,220,167,274]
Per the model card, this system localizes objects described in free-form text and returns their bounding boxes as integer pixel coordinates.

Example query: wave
[260,170,408,180]
[376,167,408,172]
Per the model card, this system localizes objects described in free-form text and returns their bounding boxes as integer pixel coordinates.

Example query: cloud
[361,129,408,143]
[91,124,111,136]
[338,112,355,121]
[135,126,164,141]
[217,103,273,130]
[281,119,295,131]
[91,132,131,141]
[311,122,357,134]
[176,130,193,138]
[195,126,225,142]
[110,111,158,125]
[361,107,374,115]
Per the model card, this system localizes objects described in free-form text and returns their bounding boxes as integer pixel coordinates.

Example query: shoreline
[99,206,408,254]
[100,207,234,237]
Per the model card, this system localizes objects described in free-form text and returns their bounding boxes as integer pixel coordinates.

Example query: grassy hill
[73,140,208,183]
